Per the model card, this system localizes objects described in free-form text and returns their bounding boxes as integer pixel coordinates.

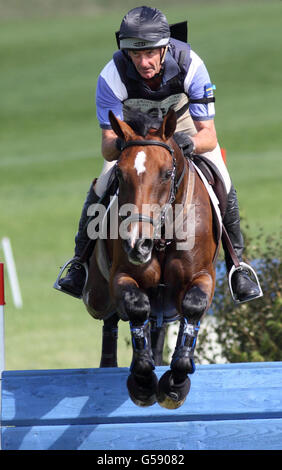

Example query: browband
[121,140,174,155]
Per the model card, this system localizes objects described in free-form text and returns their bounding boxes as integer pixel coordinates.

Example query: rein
[119,139,187,233]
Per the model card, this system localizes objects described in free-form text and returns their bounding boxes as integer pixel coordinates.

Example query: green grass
[1,0,281,371]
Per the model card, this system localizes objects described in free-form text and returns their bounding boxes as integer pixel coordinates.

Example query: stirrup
[53,257,88,299]
[228,261,263,304]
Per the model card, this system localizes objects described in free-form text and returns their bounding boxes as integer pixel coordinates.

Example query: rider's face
[128,49,162,80]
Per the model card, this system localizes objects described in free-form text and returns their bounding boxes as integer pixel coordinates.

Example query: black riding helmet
[118,6,170,50]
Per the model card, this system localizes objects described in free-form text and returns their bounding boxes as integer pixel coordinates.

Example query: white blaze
[134,151,147,175]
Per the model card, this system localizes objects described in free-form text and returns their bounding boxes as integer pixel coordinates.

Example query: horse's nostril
[123,238,153,265]
[138,238,154,254]
[143,239,154,250]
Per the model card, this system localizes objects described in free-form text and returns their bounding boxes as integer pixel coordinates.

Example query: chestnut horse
[83,109,218,409]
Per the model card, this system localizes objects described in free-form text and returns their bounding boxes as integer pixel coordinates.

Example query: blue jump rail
[1,362,282,450]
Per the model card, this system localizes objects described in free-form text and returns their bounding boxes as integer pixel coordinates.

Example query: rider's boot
[58,181,101,297]
[222,184,261,302]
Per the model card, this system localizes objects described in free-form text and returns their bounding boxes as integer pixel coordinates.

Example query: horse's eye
[162,169,173,180]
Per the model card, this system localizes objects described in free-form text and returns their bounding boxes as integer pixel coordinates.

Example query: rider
[57,6,261,303]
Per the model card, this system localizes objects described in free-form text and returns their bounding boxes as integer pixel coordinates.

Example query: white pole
[0,263,5,373]
[1,237,23,309]
[0,263,4,451]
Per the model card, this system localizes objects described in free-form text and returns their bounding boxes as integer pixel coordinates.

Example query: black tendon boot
[222,184,262,302]
[127,320,158,407]
[57,182,101,297]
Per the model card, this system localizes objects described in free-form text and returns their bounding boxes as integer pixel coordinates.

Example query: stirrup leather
[53,257,88,299]
[228,261,263,304]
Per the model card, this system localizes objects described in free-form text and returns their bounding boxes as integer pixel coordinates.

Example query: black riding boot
[58,182,101,297]
[222,184,261,302]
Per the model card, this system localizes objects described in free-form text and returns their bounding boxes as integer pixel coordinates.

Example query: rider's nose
[139,56,149,67]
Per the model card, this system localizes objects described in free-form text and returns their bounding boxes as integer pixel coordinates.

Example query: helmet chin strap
[160,46,168,64]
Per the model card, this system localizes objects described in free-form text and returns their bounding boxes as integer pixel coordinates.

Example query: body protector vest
[112,38,214,134]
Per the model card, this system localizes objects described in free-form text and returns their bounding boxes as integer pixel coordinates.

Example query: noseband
[118,139,186,232]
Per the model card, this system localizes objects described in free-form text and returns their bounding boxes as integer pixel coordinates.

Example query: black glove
[173,132,195,157]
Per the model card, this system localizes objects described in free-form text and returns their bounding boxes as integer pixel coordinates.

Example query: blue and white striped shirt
[96,49,215,129]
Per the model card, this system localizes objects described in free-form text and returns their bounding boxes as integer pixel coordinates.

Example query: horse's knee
[118,285,150,324]
[182,285,208,320]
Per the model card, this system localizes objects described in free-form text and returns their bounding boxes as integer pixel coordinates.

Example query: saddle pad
[192,162,222,255]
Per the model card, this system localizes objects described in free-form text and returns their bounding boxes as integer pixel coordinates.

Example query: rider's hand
[173,132,195,157]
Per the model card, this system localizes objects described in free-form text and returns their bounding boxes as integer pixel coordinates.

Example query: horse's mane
[125,109,163,137]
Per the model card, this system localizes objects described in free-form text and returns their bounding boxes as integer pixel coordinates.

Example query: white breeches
[201,143,231,193]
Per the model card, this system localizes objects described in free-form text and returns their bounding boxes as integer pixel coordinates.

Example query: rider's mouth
[139,68,154,76]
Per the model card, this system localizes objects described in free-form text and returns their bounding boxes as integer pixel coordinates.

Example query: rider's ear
[159,109,177,141]
[109,111,135,141]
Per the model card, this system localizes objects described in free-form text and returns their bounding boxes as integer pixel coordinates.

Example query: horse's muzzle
[123,238,154,265]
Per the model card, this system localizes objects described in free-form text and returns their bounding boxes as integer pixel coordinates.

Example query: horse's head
[109,109,184,266]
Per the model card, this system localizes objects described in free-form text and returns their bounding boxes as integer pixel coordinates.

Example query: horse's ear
[159,109,177,141]
[108,111,135,141]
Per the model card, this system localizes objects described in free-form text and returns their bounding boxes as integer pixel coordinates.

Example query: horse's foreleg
[114,278,158,406]
[127,317,158,407]
[175,272,214,374]
[158,272,214,409]
[100,313,119,368]
[171,277,212,378]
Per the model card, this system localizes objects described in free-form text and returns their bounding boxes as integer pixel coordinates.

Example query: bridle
[118,139,187,236]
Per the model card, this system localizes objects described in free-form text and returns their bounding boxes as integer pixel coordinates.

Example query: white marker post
[1,237,22,309]
[0,263,5,374]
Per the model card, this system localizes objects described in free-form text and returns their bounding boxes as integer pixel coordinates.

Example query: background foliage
[1,0,281,370]
[196,226,282,364]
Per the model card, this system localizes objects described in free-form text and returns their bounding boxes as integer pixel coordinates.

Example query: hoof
[127,372,158,407]
[157,370,191,409]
